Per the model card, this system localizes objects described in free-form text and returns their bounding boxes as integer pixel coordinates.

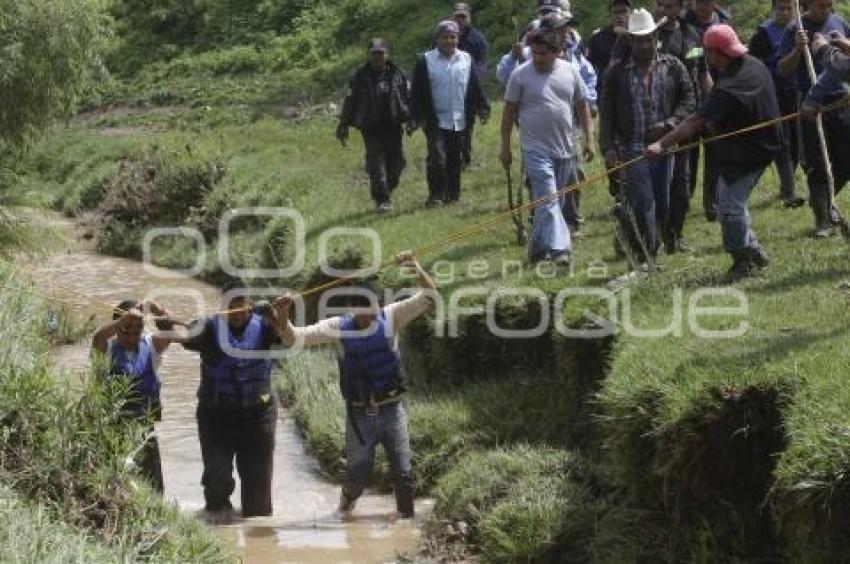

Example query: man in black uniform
[337,39,410,213]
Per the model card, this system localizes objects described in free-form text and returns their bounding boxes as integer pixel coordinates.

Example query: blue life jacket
[199,314,274,409]
[337,312,403,403]
[759,19,786,78]
[109,336,160,418]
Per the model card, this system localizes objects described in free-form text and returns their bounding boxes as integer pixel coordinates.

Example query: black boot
[395,474,415,519]
[749,246,770,269]
[727,254,755,283]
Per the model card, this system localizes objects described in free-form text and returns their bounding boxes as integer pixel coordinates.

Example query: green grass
[8,96,850,561]
[0,485,121,564]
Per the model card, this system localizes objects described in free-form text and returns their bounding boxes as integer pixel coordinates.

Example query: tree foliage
[0,0,106,151]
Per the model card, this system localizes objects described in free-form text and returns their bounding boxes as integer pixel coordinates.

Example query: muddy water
[34,244,432,563]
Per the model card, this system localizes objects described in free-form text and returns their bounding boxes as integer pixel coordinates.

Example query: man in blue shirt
[410,20,490,206]
[778,0,850,237]
[749,0,807,209]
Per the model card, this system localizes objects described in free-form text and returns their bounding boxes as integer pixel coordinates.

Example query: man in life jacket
[277,251,436,520]
[91,299,179,492]
[749,0,807,209]
[177,279,290,519]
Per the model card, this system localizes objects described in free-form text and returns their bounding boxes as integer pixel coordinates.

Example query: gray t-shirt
[504,59,588,159]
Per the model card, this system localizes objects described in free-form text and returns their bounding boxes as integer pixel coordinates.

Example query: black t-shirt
[182,315,280,360]
[697,55,781,178]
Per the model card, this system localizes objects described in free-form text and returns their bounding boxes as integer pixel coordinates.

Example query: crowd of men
[338,0,850,281]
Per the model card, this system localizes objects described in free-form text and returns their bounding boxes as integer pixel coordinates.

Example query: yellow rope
[20,97,850,319]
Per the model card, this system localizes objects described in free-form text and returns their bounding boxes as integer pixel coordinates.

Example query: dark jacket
[409,51,490,132]
[339,61,410,131]
[658,19,707,101]
[587,26,628,76]
[749,19,797,110]
[700,55,781,179]
[600,54,696,154]
[459,26,489,79]
[683,7,731,36]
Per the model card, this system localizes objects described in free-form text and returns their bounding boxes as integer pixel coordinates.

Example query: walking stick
[794,0,850,239]
[506,167,527,246]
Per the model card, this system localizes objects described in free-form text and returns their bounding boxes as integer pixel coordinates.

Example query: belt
[349,389,404,415]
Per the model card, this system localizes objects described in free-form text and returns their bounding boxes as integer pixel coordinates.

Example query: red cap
[703,24,747,59]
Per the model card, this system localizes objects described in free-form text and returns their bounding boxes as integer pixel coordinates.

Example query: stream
[31,216,432,563]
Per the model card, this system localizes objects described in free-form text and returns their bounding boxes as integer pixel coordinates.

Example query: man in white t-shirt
[500,28,595,265]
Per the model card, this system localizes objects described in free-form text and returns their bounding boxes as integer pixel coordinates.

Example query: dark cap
[539,12,570,31]
[453,2,472,16]
[609,0,632,8]
[368,37,389,53]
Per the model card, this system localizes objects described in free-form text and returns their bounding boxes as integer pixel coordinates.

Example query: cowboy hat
[626,8,666,36]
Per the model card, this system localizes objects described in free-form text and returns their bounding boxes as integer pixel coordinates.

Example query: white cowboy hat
[626,8,666,36]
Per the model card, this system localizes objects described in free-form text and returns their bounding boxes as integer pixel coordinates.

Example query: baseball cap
[703,24,747,58]
[454,2,472,16]
[367,38,389,53]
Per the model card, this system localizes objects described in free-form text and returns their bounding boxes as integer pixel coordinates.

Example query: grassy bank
[0,255,233,562]
[0,486,120,564]
[7,90,850,560]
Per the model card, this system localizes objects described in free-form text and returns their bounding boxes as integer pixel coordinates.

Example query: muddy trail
[28,214,433,563]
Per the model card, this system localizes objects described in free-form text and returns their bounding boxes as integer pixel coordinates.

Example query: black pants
[702,145,721,221]
[425,127,465,202]
[197,402,277,517]
[138,432,163,492]
[668,148,693,241]
[776,119,801,200]
[362,125,405,205]
[802,106,850,228]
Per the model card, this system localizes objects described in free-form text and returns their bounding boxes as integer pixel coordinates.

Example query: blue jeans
[622,150,673,255]
[524,151,574,260]
[718,169,764,259]
[344,400,413,515]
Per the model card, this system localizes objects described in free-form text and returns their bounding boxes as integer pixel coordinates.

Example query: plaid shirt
[600,53,695,155]
[623,56,666,152]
